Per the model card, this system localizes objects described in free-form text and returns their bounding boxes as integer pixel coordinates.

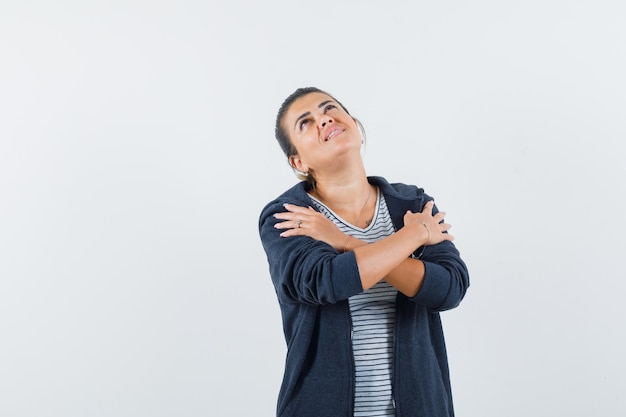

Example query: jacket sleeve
[408,199,470,311]
[258,198,364,305]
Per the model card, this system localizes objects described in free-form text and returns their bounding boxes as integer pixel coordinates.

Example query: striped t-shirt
[309,187,397,417]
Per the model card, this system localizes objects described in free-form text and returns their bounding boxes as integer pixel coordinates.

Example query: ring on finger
[297,219,302,228]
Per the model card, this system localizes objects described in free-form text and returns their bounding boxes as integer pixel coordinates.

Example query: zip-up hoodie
[258,176,470,417]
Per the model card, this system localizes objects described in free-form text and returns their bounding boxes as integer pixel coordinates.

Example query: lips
[324,127,344,142]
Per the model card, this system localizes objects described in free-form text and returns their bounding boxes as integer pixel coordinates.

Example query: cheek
[295,130,318,148]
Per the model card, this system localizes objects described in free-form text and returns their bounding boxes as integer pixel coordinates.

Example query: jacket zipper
[392,292,400,415]
[348,302,355,417]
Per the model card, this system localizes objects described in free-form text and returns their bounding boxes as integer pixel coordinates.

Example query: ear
[289,154,309,173]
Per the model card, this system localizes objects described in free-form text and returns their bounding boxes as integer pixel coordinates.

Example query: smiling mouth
[325,129,343,142]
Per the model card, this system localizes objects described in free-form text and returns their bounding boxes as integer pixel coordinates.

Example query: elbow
[437,265,470,311]
[411,261,470,311]
[435,277,468,311]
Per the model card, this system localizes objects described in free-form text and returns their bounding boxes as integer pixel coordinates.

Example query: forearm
[347,235,425,295]
[351,222,427,290]
[384,258,425,297]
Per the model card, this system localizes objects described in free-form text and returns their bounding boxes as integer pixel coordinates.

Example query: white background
[1,1,625,416]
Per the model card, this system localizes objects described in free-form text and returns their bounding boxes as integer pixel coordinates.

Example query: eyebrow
[293,100,336,131]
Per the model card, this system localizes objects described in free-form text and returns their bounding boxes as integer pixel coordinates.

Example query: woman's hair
[274,87,351,183]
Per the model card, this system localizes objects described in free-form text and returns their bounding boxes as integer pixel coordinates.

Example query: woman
[258,87,470,417]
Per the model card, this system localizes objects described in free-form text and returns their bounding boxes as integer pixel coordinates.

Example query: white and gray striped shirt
[309,188,397,417]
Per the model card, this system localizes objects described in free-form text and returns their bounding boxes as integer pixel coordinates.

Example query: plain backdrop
[1,1,625,416]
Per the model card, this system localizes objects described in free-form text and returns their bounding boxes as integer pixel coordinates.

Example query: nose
[319,115,334,128]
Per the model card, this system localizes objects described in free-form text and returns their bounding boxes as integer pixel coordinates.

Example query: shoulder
[258,181,311,226]
[369,176,427,201]
[369,176,433,217]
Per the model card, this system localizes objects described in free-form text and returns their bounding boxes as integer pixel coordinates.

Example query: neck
[310,168,374,227]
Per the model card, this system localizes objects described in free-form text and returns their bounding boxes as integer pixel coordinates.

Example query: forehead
[285,92,335,120]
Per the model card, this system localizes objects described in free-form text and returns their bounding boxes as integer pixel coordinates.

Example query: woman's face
[283,92,361,175]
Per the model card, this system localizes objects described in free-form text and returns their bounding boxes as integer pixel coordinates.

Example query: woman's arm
[274,201,452,295]
[324,233,427,297]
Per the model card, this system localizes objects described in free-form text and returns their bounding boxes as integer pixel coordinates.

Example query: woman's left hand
[274,203,347,251]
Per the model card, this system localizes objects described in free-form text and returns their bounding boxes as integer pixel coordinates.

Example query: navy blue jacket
[258,176,470,417]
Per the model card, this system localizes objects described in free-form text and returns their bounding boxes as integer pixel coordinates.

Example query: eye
[324,104,337,112]
[299,119,310,130]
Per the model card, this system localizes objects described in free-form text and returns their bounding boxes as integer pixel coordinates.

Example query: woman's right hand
[403,200,454,246]
[274,203,349,251]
